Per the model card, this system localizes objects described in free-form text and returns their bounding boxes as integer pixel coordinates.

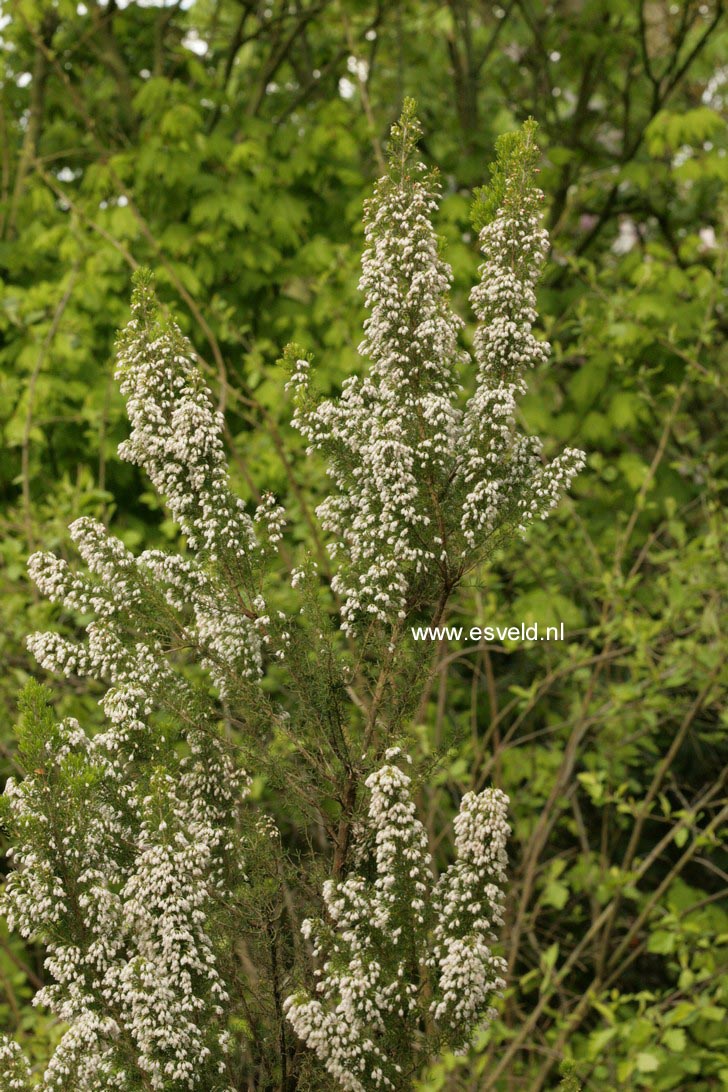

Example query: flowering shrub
[285,752,509,1091]
[0,105,582,1090]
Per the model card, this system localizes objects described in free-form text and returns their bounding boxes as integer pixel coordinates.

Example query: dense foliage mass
[1,2,727,1089]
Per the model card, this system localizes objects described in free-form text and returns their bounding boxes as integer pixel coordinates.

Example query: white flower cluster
[290,142,464,636]
[26,300,284,699]
[254,491,287,552]
[107,780,230,1087]
[115,294,255,569]
[138,548,263,695]
[457,186,584,548]
[1,703,244,1091]
[0,1036,31,1091]
[3,277,275,1089]
[285,752,509,1087]
[285,752,428,1091]
[428,788,509,1040]
[291,109,584,635]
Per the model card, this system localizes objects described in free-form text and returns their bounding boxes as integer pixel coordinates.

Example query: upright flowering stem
[289,105,583,882]
[289,100,466,642]
[284,752,510,1088]
[290,105,583,649]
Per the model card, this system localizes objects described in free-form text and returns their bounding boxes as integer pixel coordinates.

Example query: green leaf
[662,1028,686,1052]
[647,930,676,955]
[636,1052,659,1073]
[541,942,559,976]
[543,880,570,910]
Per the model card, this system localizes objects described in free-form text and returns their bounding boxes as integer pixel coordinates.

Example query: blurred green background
[1,1,726,1088]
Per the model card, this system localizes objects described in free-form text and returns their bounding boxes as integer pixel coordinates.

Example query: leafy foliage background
[0,1,726,1088]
